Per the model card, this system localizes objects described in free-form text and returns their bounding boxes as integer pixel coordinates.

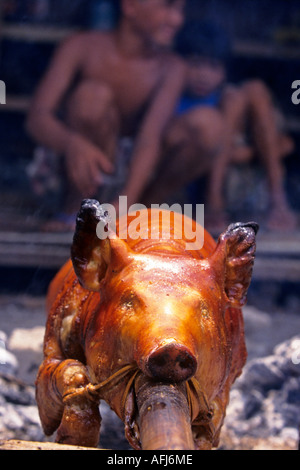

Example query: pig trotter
[36,358,101,447]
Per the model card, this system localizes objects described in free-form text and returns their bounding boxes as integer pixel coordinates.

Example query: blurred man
[27,0,186,230]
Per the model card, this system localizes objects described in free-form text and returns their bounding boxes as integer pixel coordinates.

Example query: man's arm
[26,34,85,154]
[122,57,187,207]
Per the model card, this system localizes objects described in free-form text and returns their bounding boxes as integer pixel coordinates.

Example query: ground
[0,294,299,450]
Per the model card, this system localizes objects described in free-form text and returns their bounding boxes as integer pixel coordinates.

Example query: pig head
[36,199,258,449]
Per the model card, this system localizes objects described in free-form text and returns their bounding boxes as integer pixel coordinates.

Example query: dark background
[0,0,299,301]
[0,0,299,212]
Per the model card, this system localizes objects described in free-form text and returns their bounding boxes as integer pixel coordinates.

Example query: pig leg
[192,388,231,450]
[36,357,101,447]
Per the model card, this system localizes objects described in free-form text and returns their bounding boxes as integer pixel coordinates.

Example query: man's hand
[65,134,114,196]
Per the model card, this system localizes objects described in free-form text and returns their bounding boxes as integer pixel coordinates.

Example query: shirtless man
[26,0,186,229]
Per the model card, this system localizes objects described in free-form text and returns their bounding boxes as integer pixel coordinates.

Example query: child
[26,0,186,230]
[148,20,297,231]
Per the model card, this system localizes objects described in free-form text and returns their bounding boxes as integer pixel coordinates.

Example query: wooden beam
[0,230,299,281]
[2,25,78,43]
[233,40,300,60]
[0,439,101,450]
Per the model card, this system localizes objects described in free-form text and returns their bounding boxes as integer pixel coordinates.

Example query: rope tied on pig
[62,363,214,429]
[62,364,139,406]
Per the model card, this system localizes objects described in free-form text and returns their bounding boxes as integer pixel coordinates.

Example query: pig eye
[196,300,210,318]
[201,307,210,319]
[120,291,143,312]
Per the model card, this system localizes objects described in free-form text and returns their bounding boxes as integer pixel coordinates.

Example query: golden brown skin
[36,200,258,449]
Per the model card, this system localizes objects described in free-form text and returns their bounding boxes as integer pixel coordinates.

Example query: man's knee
[242,79,272,103]
[185,107,225,151]
[165,107,224,151]
[164,118,191,148]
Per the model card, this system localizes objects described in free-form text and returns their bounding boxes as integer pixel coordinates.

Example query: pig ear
[71,199,132,291]
[209,222,259,307]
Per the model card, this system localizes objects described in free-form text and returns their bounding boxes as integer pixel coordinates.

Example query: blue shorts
[175,91,221,115]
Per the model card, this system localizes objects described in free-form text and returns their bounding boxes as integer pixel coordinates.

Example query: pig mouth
[69,363,213,449]
[119,365,214,450]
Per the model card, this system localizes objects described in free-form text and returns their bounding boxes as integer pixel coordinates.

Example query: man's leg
[241,80,297,230]
[45,80,120,230]
[142,107,224,206]
[66,79,120,163]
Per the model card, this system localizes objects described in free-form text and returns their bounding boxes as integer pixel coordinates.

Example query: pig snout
[145,343,197,383]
